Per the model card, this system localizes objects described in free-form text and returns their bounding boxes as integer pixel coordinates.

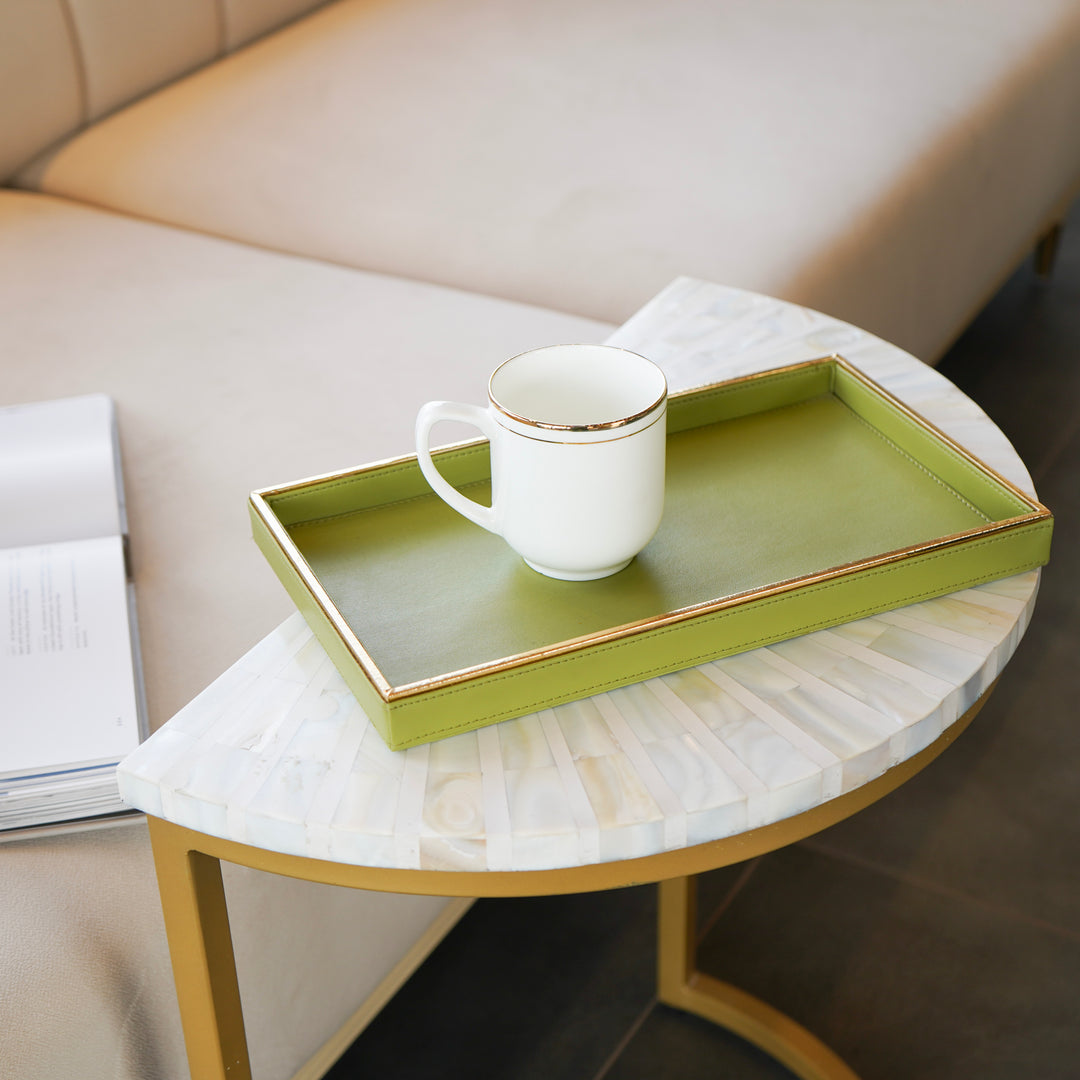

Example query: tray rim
[249,355,1050,703]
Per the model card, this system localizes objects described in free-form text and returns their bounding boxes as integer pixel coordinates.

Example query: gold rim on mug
[487,344,668,432]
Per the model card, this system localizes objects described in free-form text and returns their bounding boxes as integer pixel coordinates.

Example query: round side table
[119,280,1043,1080]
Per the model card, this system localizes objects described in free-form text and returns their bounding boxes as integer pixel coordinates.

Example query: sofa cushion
[65,0,221,120]
[18,0,1080,361]
[0,0,82,179]
[223,0,331,50]
[0,189,611,1080]
[0,0,332,183]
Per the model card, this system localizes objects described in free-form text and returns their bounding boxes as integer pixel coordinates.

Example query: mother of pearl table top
[117,279,1042,875]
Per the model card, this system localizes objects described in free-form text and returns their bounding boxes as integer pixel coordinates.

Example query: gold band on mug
[487,344,667,432]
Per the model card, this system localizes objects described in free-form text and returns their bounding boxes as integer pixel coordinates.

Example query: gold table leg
[149,818,253,1080]
[658,875,859,1080]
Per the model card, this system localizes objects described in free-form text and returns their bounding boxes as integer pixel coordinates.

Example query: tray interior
[278,362,1010,690]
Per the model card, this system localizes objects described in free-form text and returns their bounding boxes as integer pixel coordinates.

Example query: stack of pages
[0,394,146,834]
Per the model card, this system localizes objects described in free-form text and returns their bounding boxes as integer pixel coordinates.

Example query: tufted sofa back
[0,0,329,180]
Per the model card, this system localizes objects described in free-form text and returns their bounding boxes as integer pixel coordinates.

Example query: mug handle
[415,401,499,533]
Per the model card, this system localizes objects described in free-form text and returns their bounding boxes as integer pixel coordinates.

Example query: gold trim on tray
[249,501,397,697]
[248,356,1050,706]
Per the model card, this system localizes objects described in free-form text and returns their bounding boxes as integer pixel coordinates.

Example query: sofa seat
[18,0,1080,362]
[0,189,612,1080]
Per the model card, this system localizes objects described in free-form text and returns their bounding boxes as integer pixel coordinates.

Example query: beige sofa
[2,2,1078,1078]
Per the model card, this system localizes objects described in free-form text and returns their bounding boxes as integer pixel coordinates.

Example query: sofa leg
[1035,223,1064,278]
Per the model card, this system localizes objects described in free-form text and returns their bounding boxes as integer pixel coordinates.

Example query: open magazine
[0,394,146,833]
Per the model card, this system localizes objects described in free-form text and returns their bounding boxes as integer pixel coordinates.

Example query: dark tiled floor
[326,209,1080,1080]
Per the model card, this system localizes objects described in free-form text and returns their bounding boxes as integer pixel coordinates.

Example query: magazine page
[0,394,123,550]
[0,534,141,780]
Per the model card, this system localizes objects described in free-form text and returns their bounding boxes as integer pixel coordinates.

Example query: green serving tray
[250,357,1052,750]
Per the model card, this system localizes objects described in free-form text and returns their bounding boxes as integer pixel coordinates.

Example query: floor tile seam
[590,996,659,1080]
[799,838,1080,945]
[696,858,762,946]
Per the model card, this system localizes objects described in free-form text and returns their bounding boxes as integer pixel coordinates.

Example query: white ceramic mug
[415,344,667,580]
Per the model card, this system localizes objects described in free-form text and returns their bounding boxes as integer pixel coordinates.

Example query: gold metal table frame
[147,686,989,1080]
